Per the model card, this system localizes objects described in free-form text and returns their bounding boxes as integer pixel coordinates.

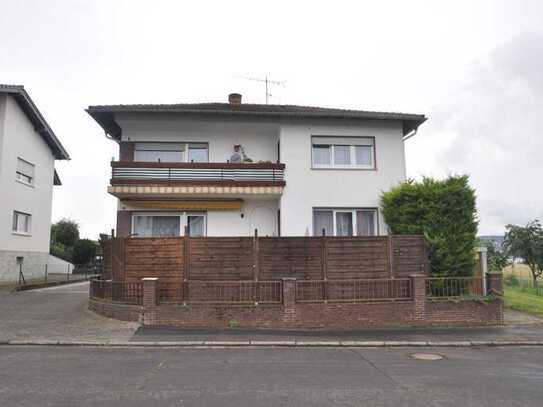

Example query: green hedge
[381,175,478,277]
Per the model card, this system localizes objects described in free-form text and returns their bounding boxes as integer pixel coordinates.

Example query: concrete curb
[2,339,543,347]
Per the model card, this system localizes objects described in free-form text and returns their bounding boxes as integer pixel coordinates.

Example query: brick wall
[88,298,141,322]
[90,298,503,328]
[89,276,504,328]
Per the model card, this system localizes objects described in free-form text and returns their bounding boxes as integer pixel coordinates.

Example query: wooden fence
[101,235,428,285]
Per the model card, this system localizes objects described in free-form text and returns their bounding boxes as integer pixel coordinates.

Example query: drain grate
[410,353,443,361]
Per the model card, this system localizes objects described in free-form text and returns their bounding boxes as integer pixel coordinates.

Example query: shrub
[381,175,478,276]
[50,242,73,262]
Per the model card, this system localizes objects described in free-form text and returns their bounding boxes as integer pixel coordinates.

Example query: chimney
[228,93,242,106]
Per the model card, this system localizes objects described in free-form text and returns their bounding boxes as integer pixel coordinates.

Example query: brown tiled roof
[0,84,70,159]
[86,102,427,139]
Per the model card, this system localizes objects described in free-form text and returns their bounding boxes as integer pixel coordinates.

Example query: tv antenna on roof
[239,75,286,104]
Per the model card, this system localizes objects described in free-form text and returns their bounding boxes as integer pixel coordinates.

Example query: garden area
[503,275,543,316]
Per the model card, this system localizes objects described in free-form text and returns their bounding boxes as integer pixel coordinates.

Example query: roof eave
[86,106,427,140]
[0,85,70,160]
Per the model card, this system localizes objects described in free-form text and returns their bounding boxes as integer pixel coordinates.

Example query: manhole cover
[410,353,443,361]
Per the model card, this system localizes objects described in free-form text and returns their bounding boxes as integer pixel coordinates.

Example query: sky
[0,0,542,238]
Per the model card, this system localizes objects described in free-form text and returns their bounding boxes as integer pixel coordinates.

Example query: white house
[87,93,425,238]
[0,85,69,283]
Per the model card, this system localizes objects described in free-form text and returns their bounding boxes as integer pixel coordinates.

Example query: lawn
[504,284,543,316]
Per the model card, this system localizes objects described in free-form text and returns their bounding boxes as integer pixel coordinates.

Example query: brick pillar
[486,273,504,325]
[281,278,297,324]
[410,274,426,321]
[142,277,158,326]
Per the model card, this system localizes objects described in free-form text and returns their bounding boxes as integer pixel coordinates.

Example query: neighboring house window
[313,208,377,236]
[16,157,35,186]
[134,142,209,163]
[132,212,206,237]
[311,136,375,169]
[12,211,32,234]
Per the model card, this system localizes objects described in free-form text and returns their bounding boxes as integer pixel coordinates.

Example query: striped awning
[108,184,284,197]
[123,199,243,210]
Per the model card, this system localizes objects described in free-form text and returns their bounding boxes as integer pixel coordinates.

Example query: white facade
[0,88,68,283]
[110,113,413,238]
[279,120,406,236]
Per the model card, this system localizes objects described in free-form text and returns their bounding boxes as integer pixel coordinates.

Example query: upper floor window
[311,136,375,169]
[16,157,35,186]
[134,142,209,163]
[12,211,32,235]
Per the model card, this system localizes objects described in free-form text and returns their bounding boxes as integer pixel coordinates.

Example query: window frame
[131,211,207,237]
[12,211,32,235]
[311,136,376,170]
[312,208,379,236]
[133,142,209,163]
[15,157,35,187]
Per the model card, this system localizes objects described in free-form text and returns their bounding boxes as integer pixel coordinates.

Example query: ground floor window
[12,211,32,234]
[132,212,206,237]
[313,208,377,236]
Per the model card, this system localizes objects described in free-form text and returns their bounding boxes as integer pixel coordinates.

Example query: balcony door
[132,212,206,237]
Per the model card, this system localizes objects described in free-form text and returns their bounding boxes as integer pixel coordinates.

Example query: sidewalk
[127,320,543,346]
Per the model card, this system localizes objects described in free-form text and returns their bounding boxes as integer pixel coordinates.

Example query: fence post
[321,229,328,301]
[253,228,259,281]
[142,277,159,326]
[476,247,488,295]
[44,264,48,284]
[410,274,426,322]
[253,228,260,305]
[281,278,297,324]
[183,226,190,303]
[388,231,394,278]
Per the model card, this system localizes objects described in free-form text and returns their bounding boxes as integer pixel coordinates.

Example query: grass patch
[504,285,543,316]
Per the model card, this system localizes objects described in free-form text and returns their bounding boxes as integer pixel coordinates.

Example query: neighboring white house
[0,85,69,282]
[87,93,425,238]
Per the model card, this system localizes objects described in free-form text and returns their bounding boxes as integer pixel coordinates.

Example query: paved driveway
[1,346,542,406]
[0,282,138,342]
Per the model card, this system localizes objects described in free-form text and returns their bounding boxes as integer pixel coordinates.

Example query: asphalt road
[1,346,542,406]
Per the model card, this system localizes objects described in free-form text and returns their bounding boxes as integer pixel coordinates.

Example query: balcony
[108,161,286,198]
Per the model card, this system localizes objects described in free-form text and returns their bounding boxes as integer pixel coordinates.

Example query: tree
[72,239,97,267]
[51,219,80,247]
[480,240,509,273]
[381,175,478,277]
[503,221,543,287]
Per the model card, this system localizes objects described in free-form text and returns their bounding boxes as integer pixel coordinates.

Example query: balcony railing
[111,161,285,186]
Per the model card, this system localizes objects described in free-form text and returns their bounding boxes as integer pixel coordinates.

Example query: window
[313,208,377,236]
[335,211,353,236]
[16,158,35,186]
[12,211,31,234]
[188,143,209,163]
[187,214,206,236]
[312,145,331,166]
[313,210,333,236]
[311,137,375,169]
[134,142,209,163]
[333,145,351,165]
[132,212,206,237]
